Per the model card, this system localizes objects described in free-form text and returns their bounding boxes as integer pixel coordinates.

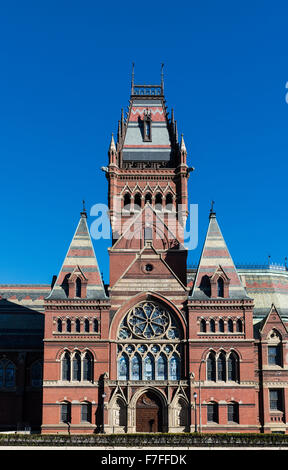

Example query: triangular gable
[191,212,250,300]
[111,203,185,251]
[47,213,106,300]
[259,304,288,338]
[112,241,188,293]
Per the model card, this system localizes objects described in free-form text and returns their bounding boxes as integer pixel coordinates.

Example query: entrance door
[136,391,162,432]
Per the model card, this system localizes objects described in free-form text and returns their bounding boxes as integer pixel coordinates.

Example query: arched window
[75,318,81,333]
[0,360,16,388]
[144,354,155,380]
[30,361,42,388]
[169,354,180,380]
[157,353,168,380]
[76,277,82,298]
[228,319,234,333]
[57,318,62,333]
[66,318,71,333]
[134,193,142,211]
[228,351,239,382]
[123,193,131,210]
[131,354,141,380]
[207,402,219,423]
[93,318,99,333]
[207,352,216,381]
[217,352,226,381]
[62,352,71,381]
[72,352,81,381]
[118,354,129,380]
[84,318,90,333]
[217,277,224,297]
[145,193,152,205]
[60,402,71,423]
[155,193,163,211]
[83,352,93,381]
[209,319,216,333]
[228,402,239,423]
[219,318,225,332]
[236,319,243,333]
[165,193,173,210]
[81,402,92,423]
[200,319,206,332]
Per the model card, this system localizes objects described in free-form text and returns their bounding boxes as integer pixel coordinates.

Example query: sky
[0,0,288,285]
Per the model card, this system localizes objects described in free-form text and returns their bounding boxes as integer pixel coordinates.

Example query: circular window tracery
[118,301,181,341]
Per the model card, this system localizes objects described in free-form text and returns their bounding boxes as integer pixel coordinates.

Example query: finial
[131,62,135,94]
[209,200,216,218]
[180,133,187,152]
[81,200,87,218]
[161,63,164,92]
[109,132,116,152]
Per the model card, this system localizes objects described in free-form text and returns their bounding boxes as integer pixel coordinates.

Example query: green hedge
[1,432,288,447]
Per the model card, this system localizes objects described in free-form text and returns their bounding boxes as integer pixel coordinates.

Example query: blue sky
[0,0,288,285]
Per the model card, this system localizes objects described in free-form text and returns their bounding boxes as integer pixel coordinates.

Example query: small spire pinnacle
[209,200,216,218]
[109,132,116,152]
[180,133,187,152]
[161,63,164,93]
[81,200,87,218]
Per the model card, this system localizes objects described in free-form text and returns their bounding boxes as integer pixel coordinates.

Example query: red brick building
[1,75,288,434]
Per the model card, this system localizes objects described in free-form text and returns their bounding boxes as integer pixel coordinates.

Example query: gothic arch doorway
[136,391,163,432]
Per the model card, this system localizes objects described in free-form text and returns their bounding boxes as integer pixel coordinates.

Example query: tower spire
[81,200,87,218]
[210,200,216,218]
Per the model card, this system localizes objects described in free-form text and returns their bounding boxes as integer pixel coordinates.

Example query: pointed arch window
[217,277,224,297]
[75,318,81,333]
[66,318,71,333]
[72,352,81,381]
[145,193,152,205]
[236,319,243,333]
[228,319,234,333]
[217,352,226,381]
[200,319,206,333]
[93,318,99,333]
[0,360,16,388]
[219,319,225,332]
[155,193,163,211]
[131,354,141,380]
[118,354,129,380]
[157,354,168,380]
[207,352,216,381]
[169,354,180,380]
[228,352,239,382]
[83,352,93,381]
[144,354,155,380]
[62,352,71,381]
[84,319,90,333]
[76,277,82,298]
[209,319,216,333]
[123,193,131,211]
[57,318,63,333]
[134,193,142,211]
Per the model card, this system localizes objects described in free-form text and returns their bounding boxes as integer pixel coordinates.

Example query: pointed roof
[47,210,106,300]
[116,69,179,164]
[190,210,250,300]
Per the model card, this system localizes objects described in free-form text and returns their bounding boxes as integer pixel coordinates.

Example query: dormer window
[143,109,152,142]
[217,277,224,297]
